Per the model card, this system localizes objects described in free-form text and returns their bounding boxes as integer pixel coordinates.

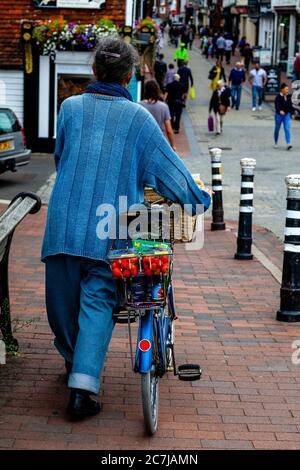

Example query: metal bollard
[235,158,256,260]
[277,175,300,322]
[209,147,225,231]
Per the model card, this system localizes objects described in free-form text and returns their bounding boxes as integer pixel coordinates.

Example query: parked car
[0,107,31,174]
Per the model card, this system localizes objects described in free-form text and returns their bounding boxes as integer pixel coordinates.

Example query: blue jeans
[252,85,263,108]
[274,113,291,145]
[231,84,242,109]
[45,255,118,394]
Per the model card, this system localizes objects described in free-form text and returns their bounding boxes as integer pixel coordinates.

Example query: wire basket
[108,247,173,309]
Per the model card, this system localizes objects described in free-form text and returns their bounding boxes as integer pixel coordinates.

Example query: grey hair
[93,36,139,84]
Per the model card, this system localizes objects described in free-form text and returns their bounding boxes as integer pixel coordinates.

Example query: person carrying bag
[209,80,230,135]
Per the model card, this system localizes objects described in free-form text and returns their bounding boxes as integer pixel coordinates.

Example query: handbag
[189,86,196,100]
[219,104,227,115]
[208,115,214,132]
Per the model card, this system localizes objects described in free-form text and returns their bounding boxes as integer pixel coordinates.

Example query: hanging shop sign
[33,1,106,8]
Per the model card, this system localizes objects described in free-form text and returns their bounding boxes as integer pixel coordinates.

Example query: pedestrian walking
[42,37,211,419]
[188,23,195,50]
[243,43,253,72]
[228,61,246,110]
[154,53,167,92]
[239,36,247,56]
[181,24,189,49]
[293,53,300,81]
[140,79,176,151]
[274,83,294,150]
[216,33,226,62]
[165,73,186,134]
[249,62,267,111]
[209,80,231,135]
[174,42,189,68]
[225,37,233,64]
[164,63,176,88]
[232,33,238,56]
[178,60,194,95]
[209,59,226,91]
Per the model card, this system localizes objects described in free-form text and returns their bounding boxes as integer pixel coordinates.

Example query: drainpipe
[273,10,278,66]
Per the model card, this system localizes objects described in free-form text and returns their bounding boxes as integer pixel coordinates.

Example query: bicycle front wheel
[141,365,159,435]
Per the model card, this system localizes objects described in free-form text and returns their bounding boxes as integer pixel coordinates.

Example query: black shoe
[174,130,179,134]
[67,389,101,419]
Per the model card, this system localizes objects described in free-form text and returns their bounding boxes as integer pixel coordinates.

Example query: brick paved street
[1,161,300,450]
[1,41,300,451]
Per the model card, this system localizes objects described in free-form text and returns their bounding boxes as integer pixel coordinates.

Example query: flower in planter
[32,17,118,55]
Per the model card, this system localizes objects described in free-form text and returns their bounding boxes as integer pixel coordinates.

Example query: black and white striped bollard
[277,175,300,322]
[209,147,225,231]
[235,158,256,260]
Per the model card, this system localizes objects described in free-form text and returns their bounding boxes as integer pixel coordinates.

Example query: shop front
[272,0,300,71]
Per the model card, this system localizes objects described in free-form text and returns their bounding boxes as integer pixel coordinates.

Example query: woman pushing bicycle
[42,37,211,419]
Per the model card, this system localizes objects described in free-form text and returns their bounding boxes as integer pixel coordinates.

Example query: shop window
[57,74,92,110]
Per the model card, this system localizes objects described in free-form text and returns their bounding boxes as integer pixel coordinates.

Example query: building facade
[0,1,129,152]
[271,0,300,71]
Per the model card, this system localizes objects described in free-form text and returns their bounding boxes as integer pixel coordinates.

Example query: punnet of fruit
[108,242,172,280]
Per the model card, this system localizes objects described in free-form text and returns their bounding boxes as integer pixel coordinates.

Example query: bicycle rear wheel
[141,365,159,435]
[141,313,160,435]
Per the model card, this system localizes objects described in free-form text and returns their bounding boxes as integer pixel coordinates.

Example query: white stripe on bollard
[239,206,254,213]
[241,182,254,188]
[284,227,300,236]
[284,243,300,253]
[286,210,300,219]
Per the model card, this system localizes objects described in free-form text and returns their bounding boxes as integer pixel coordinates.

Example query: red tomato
[123,269,131,278]
[151,262,158,271]
[144,268,152,277]
[112,267,122,278]
[131,266,138,277]
[162,264,169,274]
[157,288,164,297]
[112,261,118,269]
[121,259,129,269]
[131,257,138,264]
[161,255,169,264]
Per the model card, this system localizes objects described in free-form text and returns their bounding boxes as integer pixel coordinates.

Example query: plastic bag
[189,86,196,100]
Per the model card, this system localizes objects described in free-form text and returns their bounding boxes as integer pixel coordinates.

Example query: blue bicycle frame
[134,283,175,374]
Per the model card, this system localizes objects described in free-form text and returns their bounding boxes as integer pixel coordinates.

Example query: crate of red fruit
[108,242,172,279]
[108,242,173,307]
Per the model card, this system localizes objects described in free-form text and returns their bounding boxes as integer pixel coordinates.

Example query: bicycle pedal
[177,364,202,381]
[113,312,136,324]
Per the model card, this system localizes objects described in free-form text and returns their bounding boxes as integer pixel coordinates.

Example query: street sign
[33,0,106,8]
[264,66,281,95]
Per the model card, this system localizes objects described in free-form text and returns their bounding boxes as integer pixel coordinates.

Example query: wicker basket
[144,187,197,243]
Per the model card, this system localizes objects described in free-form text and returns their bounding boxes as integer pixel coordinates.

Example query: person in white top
[249,62,267,111]
[225,37,234,64]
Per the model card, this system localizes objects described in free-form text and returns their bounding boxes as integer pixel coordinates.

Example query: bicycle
[108,202,202,435]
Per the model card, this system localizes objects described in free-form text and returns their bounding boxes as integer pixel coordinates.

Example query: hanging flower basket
[32,17,118,55]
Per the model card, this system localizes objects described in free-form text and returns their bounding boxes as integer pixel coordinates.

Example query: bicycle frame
[134,283,175,375]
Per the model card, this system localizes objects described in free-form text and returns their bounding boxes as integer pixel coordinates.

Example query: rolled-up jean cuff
[68,372,99,394]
